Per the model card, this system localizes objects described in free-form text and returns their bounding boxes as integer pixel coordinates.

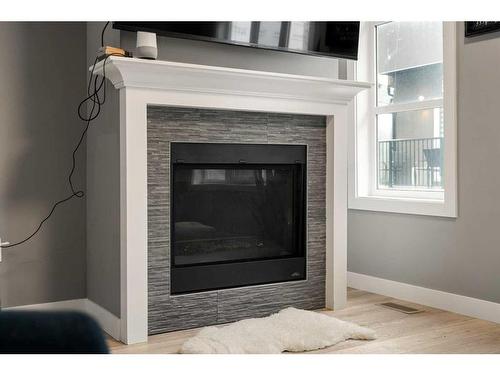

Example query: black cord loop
[2,22,120,249]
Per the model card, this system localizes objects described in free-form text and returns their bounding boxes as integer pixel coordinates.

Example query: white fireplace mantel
[93,56,370,344]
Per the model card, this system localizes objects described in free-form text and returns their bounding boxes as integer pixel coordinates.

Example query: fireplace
[90,57,367,342]
[171,142,307,294]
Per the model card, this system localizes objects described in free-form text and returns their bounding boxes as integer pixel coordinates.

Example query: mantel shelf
[92,56,371,112]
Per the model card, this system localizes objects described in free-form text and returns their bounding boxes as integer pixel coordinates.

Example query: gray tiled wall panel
[148,105,326,334]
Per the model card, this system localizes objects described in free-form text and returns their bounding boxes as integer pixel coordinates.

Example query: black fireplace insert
[170,143,307,294]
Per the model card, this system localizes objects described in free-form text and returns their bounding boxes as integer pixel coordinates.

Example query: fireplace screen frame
[170,142,308,295]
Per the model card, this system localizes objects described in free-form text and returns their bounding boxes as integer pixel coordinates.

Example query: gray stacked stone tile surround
[148,105,326,335]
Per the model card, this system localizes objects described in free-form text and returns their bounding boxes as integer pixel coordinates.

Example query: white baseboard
[84,299,121,341]
[5,298,87,312]
[4,298,121,341]
[348,271,500,324]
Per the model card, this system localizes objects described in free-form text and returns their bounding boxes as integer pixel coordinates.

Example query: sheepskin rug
[180,307,375,354]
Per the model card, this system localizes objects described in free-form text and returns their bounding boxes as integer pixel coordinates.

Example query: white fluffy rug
[180,307,375,354]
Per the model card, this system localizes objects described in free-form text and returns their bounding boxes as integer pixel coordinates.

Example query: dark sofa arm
[0,310,109,354]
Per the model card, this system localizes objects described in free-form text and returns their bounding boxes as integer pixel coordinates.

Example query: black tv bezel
[465,21,500,38]
[113,21,359,60]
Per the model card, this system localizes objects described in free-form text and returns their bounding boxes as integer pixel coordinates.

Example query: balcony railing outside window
[378,137,444,189]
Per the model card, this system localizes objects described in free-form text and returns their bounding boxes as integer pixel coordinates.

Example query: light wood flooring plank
[108,288,500,354]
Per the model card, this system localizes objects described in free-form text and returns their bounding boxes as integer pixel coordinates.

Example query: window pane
[257,22,282,47]
[376,22,443,106]
[288,22,310,50]
[230,22,252,43]
[377,108,444,190]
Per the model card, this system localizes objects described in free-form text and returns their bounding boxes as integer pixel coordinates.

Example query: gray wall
[85,22,121,316]
[120,30,340,78]
[0,22,87,307]
[348,22,500,304]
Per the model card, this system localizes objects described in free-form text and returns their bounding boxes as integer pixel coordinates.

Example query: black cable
[101,21,110,48]
[3,22,118,249]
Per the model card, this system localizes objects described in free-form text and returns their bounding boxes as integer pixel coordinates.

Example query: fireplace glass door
[172,164,304,266]
[170,142,307,294]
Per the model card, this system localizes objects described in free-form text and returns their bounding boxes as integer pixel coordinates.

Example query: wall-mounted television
[113,21,360,60]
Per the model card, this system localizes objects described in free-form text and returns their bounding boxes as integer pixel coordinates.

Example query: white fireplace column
[93,56,370,344]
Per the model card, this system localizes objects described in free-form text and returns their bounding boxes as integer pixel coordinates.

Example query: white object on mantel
[180,307,376,354]
[135,31,158,60]
[91,56,371,344]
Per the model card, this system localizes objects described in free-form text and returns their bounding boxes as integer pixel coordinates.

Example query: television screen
[113,22,360,60]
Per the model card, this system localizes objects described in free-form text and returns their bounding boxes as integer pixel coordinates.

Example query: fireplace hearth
[171,143,307,294]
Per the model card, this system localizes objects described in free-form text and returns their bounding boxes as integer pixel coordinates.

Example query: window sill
[348,195,457,218]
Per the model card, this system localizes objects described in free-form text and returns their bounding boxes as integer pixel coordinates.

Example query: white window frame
[348,21,457,217]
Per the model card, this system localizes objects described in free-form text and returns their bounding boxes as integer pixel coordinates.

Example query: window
[348,22,457,217]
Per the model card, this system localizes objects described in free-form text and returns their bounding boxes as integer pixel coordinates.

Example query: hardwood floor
[108,288,500,354]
